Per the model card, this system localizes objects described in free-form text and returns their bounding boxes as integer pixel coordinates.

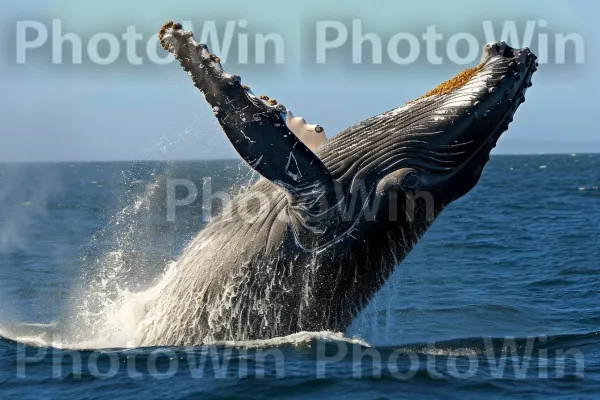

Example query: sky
[0,0,597,162]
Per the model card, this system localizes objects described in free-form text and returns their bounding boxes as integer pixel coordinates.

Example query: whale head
[353,42,539,219]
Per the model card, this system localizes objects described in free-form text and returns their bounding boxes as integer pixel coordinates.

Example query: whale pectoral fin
[159,22,338,207]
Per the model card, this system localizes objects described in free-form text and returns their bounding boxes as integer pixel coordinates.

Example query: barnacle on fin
[158,21,174,39]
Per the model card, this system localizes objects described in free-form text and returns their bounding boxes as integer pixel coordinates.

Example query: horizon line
[1,152,599,164]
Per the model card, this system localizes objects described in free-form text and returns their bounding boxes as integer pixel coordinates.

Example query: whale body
[136,22,537,346]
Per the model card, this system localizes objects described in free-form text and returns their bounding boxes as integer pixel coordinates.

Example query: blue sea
[0,154,599,399]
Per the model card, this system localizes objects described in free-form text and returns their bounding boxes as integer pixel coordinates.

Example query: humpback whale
[136,22,537,346]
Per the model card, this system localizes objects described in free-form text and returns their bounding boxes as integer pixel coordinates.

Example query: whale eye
[402,171,421,190]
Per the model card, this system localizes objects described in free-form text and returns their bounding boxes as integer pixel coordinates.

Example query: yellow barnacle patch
[412,63,484,102]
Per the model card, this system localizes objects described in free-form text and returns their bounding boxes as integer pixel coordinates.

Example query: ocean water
[0,155,599,399]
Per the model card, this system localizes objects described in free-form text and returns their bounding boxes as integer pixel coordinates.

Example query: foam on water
[0,319,369,350]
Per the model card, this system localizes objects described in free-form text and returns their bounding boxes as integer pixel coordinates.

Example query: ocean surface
[0,154,599,399]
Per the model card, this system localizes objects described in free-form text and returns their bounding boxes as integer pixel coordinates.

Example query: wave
[0,326,369,350]
[2,324,598,356]
[577,186,599,192]
[391,331,600,357]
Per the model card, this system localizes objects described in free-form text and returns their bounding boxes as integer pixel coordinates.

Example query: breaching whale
[136,22,537,346]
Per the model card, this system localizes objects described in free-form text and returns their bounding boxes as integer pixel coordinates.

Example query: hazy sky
[0,0,596,162]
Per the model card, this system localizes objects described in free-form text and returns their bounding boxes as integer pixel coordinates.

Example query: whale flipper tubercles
[158,22,339,213]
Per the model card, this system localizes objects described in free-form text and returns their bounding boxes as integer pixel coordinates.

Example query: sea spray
[64,170,170,348]
[56,113,215,349]
[60,168,256,348]
[0,164,62,253]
